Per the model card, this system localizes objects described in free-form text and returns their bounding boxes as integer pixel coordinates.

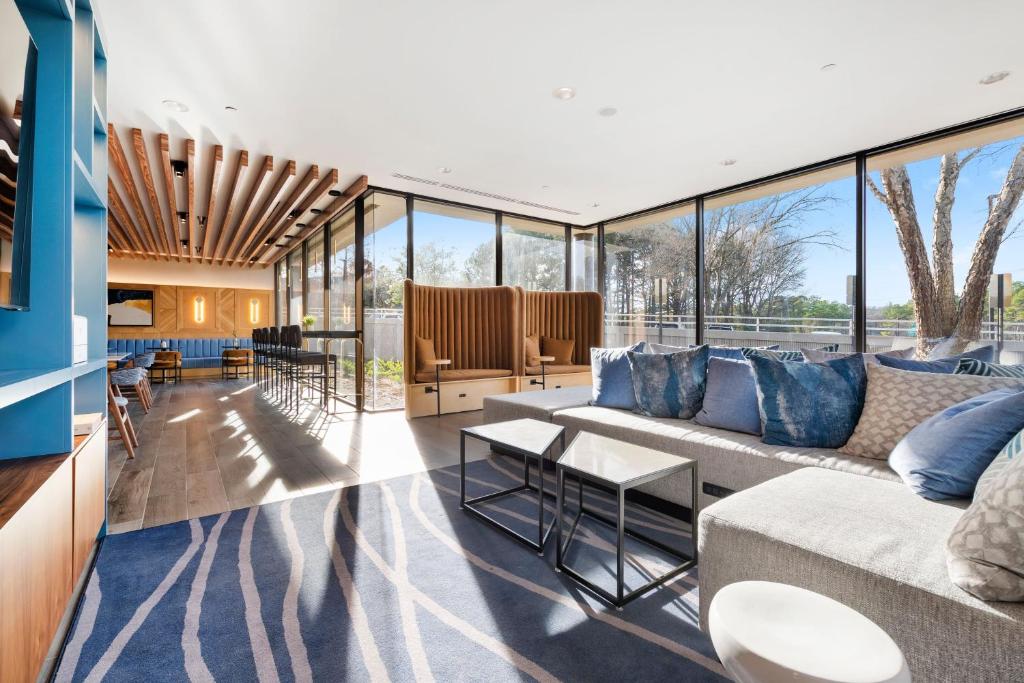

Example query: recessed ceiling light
[296,223,307,228]
[437,166,452,174]
[979,70,1010,85]
[541,185,550,190]
[224,105,238,112]
[591,203,600,208]
[328,189,342,197]
[597,106,618,117]
[309,208,323,215]
[162,99,189,112]
[721,159,738,166]
[820,63,837,72]
[552,86,576,100]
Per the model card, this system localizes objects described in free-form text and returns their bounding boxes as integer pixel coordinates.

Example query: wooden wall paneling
[176,286,218,333]
[185,139,196,261]
[210,150,248,264]
[107,283,272,339]
[230,159,296,264]
[200,145,223,263]
[71,429,105,581]
[216,288,235,333]
[239,164,318,264]
[107,179,151,258]
[219,155,273,265]
[155,285,178,336]
[158,134,182,261]
[131,129,172,259]
[0,456,73,683]
[108,125,162,259]
[251,167,339,264]
[234,289,272,332]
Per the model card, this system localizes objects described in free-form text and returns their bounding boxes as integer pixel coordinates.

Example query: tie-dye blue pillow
[748,353,867,448]
[626,345,709,419]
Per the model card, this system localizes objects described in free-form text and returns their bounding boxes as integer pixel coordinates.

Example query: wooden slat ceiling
[106,124,365,267]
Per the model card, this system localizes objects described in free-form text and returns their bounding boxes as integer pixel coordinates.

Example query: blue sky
[364,137,1024,307]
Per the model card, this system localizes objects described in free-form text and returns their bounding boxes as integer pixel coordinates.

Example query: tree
[867,143,1024,354]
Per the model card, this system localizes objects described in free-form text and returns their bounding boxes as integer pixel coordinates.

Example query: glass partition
[604,203,697,347]
[867,118,1024,362]
[287,248,303,327]
[305,230,325,347]
[571,227,598,292]
[413,200,495,286]
[275,260,287,325]
[329,207,357,403]
[364,193,408,410]
[501,216,565,290]
[702,164,856,351]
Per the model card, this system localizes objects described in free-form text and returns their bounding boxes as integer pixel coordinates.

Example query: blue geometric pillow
[955,358,1024,378]
[740,347,805,362]
[626,345,709,419]
[974,426,1024,500]
[747,353,867,448]
[875,354,958,374]
[590,342,646,410]
[890,388,1024,500]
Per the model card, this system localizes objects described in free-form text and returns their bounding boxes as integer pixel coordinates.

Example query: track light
[171,159,187,177]
[309,208,323,215]
[177,211,188,223]
[328,189,342,197]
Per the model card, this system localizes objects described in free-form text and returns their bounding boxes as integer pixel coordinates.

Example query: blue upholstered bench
[107,338,253,370]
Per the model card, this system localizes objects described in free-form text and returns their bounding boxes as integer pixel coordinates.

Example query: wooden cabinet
[72,428,106,580]
[0,456,74,683]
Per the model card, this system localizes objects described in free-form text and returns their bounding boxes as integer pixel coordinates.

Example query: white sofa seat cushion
[551,406,897,508]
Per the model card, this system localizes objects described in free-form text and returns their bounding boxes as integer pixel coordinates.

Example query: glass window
[305,230,325,337]
[501,216,565,290]
[412,200,495,286]
[275,260,287,325]
[329,207,357,403]
[867,119,1024,361]
[571,228,598,292]
[702,165,856,352]
[287,249,303,326]
[604,203,697,347]
[364,193,408,410]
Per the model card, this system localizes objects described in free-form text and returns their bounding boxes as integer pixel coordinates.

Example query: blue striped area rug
[56,456,726,682]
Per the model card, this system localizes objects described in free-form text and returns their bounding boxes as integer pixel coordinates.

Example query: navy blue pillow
[748,353,867,448]
[693,357,761,435]
[961,345,996,363]
[590,343,645,410]
[626,345,709,419]
[890,388,1024,500]
[876,355,958,374]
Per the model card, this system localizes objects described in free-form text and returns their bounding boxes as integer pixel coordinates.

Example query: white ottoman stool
[709,581,910,683]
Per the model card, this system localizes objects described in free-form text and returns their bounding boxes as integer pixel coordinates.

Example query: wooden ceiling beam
[185,139,196,260]
[210,150,248,263]
[130,128,173,259]
[108,125,164,260]
[255,174,367,266]
[229,159,296,264]
[158,134,183,261]
[248,168,339,265]
[218,155,273,265]
[106,212,130,251]
[107,178,151,258]
[200,144,223,263]
[238,164,320,264]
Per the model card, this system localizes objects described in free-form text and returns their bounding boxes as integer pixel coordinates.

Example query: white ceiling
[96,0,1024,226]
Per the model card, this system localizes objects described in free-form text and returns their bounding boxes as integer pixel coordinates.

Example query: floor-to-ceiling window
[364,192,408,410]
[305,230,325,346]
[287,248,303,326]
[604,204,697,347]
[867,118,1024,362]
[501,216,565,290]
[571,227,599,292]
[412,200,495,286]
[275,261,287,325]
[329,207,357,403]
[702,164,857,351]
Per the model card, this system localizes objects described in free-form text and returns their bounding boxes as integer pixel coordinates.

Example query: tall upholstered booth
[404,280,523,417]
[519,289,603,391]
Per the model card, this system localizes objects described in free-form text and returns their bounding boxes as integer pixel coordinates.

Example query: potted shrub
[301,315,317,330]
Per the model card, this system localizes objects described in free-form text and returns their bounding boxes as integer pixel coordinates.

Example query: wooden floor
[106,379,487,534]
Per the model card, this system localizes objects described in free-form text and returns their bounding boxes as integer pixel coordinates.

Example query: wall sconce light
[249,298,260,324]
[193,295,205,323]
[342,304,352,325]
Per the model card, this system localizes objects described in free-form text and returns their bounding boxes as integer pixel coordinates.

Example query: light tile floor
[106,378,488,533]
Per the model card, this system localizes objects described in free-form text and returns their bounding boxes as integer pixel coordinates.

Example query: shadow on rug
[55,456,726,682]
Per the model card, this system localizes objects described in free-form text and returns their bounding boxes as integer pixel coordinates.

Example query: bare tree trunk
[953,144,1024,349]
[931,153,960,332]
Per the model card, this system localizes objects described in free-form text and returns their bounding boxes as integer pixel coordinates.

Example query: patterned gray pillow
[800,347,914,364]
[955,358,1024,378]
[946,428,1024,601]
[839,364,1024,460]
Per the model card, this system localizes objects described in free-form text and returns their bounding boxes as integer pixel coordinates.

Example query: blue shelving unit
[0,0,108,465]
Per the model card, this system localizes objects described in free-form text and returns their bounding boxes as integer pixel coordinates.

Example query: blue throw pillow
[590,343,645,410]
[626,345,709,419]
[748,353,867,448]
[740,348,805,362]
[890,388,1024,500]
[876,354,958,374]
[693,357,761,435]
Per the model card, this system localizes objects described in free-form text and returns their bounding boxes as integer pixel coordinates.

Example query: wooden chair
[221,348,254,379]
[107,382,138,459]
[110,367,153,412]
[151,350,182,383]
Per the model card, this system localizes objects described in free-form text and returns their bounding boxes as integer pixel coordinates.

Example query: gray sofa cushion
[551,406,896,509]
[698,468,1024,682]
[481,386,591,424]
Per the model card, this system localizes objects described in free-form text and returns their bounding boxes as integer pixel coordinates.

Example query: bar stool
[107,382,139,459]
[110,367,153,412]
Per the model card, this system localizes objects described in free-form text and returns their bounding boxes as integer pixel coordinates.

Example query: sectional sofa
[482,384,1024,682]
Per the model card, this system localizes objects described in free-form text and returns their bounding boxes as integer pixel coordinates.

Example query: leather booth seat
[413,368,513,383]
[524,364,590,375]
[108,338,253,369]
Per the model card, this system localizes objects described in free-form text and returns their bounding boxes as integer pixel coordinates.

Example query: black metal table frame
[460,426,566,554]
[555,458,698,609]
[301,330,363,414]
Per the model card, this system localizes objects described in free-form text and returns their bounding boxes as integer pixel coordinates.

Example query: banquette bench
[519,288,602,391]
[107,338,253,378]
